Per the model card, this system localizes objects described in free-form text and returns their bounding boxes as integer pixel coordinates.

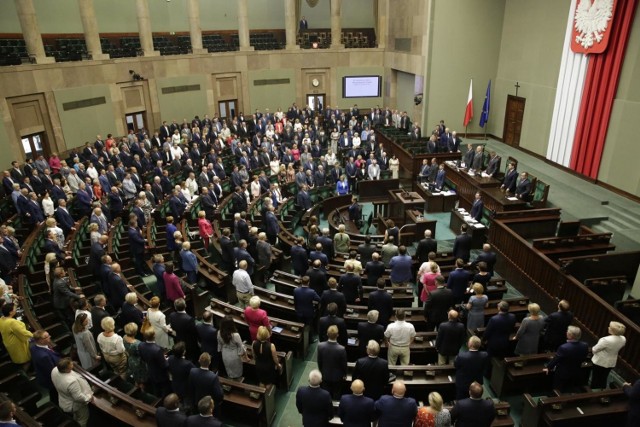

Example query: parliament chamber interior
[0,0,639,426]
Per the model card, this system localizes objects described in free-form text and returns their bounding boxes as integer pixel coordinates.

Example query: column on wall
[237,0,254,51]
[135,0,159,57]
[14,0,54,64]
[284,0,299,50]
[376,0,388,49]
[77,0,109,60]
[330,0,344,49]
[187,0,207,54]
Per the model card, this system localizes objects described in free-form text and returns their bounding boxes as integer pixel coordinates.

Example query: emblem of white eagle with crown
[573,0,615,52]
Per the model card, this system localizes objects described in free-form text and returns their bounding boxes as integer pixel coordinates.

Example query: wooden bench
[615,298,640,326]
[583,275,627,306]
[521,388,628,427]
[532,233,614,262]
[219,377,276,427]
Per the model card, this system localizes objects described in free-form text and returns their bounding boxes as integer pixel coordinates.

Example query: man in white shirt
[233,260,254,308]
[384,309,416,366]
[51,358,93,427]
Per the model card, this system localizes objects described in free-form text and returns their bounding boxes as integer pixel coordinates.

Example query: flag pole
[484,126,487,140]
[465,126,468,139]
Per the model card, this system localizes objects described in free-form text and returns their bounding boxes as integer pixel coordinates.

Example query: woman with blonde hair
[88,223,101,244]
[252,326,281,386]
[73,312,100,369]
[45,217,65,248]
[244,296,271,342]
[97,316,128,378]
[420,262,440,304]
[123,322,148,388]
[466,283,488,331]
[590,321,626,389]
[147,296,173,350]
[414,391,451,427]
[513,303,546,356]
[197,210,214,251]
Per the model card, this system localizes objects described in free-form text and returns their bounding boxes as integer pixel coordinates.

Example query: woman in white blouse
[45,218,65,248]
[590,321,626,389]
[147,296,173,350]
[269,153,281,176]
[41,192,54,217]
[97,316,128,379]
[352,133,362,149]
[325,149,337,166]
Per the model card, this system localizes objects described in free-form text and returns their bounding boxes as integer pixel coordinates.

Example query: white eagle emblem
[574,0,614,49]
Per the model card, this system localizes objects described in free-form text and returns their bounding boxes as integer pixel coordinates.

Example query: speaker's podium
[388,189,425,224]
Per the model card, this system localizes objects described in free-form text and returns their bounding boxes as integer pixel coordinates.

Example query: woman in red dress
[197,210,213,251]
[244,296,271,342]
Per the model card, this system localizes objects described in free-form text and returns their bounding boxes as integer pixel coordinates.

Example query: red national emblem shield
[571,0,617,54]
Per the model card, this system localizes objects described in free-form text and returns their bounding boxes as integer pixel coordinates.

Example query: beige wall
[395,71,416,115]
[156,75,210,123]
[424,0,505,134]
[598,13,640,197]
[247,69,297,113]
[493,0,570,155]
[53,85,116,149]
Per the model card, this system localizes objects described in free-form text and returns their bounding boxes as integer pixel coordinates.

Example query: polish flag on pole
[463,79,473,127]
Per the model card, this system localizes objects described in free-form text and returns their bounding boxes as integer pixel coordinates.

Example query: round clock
[312,78,320,87]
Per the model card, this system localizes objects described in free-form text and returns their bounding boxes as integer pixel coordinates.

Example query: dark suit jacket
[139,341,169,384]
[121,302,143,329]
[451,398,495,427]
[108,272,128,310]
[219,236,235,265]
[168,312,199,360]
[339,394,375,427]
[453,233,472,262]
[367,289,393,326]
[52,277,81,310]
[436,320,466,356]
[43,239,64,261]
[306,268,327,296]
[470,199,484,221]
[623,379,640,427]
[168,355,196,399]
[374,395,418,427]
[353,355,389,400]
[317,341,347,382]
[296,386,333,427]
[294,287,320,322]
[88,241,105,273]
[364,261,385,287]
[447,268,472,302]
[195,323,218,359]
[484,312,517,357]
[516,178,532,200]
[30,344,61,389]
[90,306,109,338]
[318,315,348,347]
[185,415,222,427]
[187,368,223,409]
[502,169,518,193]
[338,273,362,304]
[544,310,574,350]
[156,407,188,427]
[319,290,346,317]
[546,340,589,381]
[357,322,384,355]
[454,350,489,398]
[291,245,309,276]
[55,208,75,235]
[425,287,454,327]
[357,243,376,265]
[472,251,497,275]
[415,238,437,264]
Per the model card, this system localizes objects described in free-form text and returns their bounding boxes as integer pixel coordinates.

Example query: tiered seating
[250,33,284,50]
[0,38,27,66]
[202,33,233,52]
[47,38,86,62]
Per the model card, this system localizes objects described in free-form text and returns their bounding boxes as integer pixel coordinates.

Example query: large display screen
[342,75,381,98]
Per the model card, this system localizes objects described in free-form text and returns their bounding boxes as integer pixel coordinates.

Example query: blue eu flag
[479,80,491,128]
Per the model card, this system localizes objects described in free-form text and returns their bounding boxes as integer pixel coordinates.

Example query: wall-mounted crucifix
[515,81,521,97]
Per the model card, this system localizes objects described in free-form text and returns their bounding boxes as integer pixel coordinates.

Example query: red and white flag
[463,79,473,127]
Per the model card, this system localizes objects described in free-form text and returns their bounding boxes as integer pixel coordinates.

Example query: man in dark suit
[30,330,61,405]
[543,325,589,392]
[446,259,472,303]
[425,276,454,330]
[169,189,187,219]
[543,299,574,351]
[338,264,362,304]
[454,336,489,399]
[319,279,347,317]
[353,340,389,401]
[357,310,385,356]
[128,219,147,276]
[168,342,195,401]
[452,224,472,263]
[299,16,308,30]
[156,393,187,427]
[168,299,199,361]
[264,205,280,245]
[52,267,82,323]
[185,396,223,427]
[483,151,501,177]
[471,243,497,277]
[470,191,484,222]
[374,380,418,427]
[357,235,376,265]
[55,199,75,236]
[309,245,329,269]
[290,237,309,277]
[316,229,334,260]
[139,329,171,398]
[339,380,375,427]
[295,369,332,427]
[451,382,495,427]
[515,171,532,201]
[414,230,437,264]
[484,300,517,358]
[187,353,223,415]
[108,187,124,219]
[306,259,327,295]
[318,302,348,347]
[294,276,320,326]
[364,252,386,287]
[297,185,312,210]
[501,161,518,193]
[367,278,393,326]
[195,311,219,370]
[436,310,466,365]
[90,294,110,339]
[108,263,129,311]
[317,325,347,400]
[219,228,235,273]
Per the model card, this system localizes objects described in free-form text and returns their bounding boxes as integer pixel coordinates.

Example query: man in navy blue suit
[374,380,418,427]
[293,276,320,326]
[185,396,223,427]
[317,325,347,400]
[155,393,187,427]
[484,300,516,358]
[543,325,589,392]
[264,205,280,245]
[543,299,574,351]
[187,352,223,415]
[436,310,467,365]
[434,163,446,190]
[501,161,518,193]
[139,329,171,398]
[470,191,484,221]
[451,382,495,427]
[452,224,472,263]
[339,380,375,427]
[128,219,147,276]
[471,243,497,277]
[454,336,489,399]
[353,340,389,401]
[338,264,362,304]
[290,237,309,277]
[108,186,123,219]
[296,369,333,427]
[108,263,129,311]
[356,311,385,356]
[30,330,61,405]
[55,199,75,236]
[195,311,219,370]
[318,302,348,347]
[169,189,187,219]
[446,258,472,303]
[297,184,312,210]
[367,277,393,326]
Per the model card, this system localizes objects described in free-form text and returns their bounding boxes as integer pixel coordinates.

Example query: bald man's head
[448,310,459,321]
[391,381,406,398]
[351,380,365,395]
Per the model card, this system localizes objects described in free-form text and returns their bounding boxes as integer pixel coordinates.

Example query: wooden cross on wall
[515,81,520,97]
